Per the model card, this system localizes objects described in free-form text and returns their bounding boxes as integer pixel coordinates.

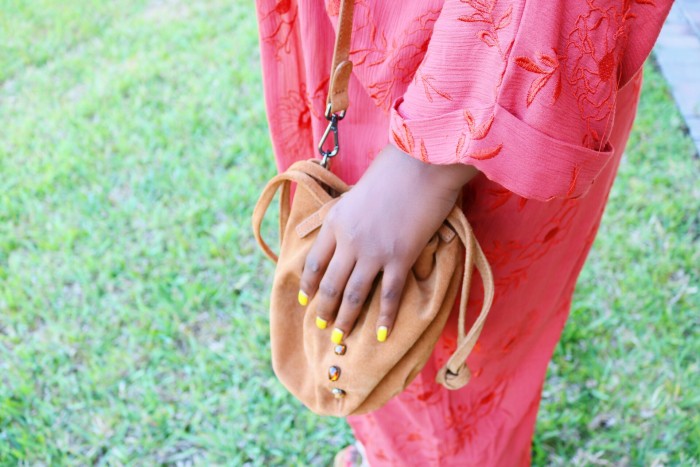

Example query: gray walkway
[654,0,700,155]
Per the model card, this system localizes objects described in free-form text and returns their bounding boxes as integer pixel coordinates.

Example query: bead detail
[329,366,341,382]
[332,388,346,399]
[334,344,347,355]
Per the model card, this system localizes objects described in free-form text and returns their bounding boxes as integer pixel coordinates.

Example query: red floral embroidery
[443,378,508,453]
[515,48,563,106]
[467,144,503,160]
[416,69,453,103]
[513,1,656,149]
[352,1,441,111]
[485,186,528,212]
[464,111,494,140]
[460,2,512,41]
[478,198,582,297]
[275,84,313,158]
[486,186,512,210]
[398,375,444,407]
[564,0,632,148]
[455,113,502,161]
[308,78,331,120]
[392,123,415,155]
[350,1,389,68]
[455,133,467,161]
[260,0,298,59]
[567,165,581,197]
[419,140,429,163]
[521,201,580,261]
[453,0,514,161]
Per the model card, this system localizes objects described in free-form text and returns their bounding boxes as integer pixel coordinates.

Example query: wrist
[384,143,479,191]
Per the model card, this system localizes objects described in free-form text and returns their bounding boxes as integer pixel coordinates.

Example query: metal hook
[318,114,341,168]
[318,103,347,169]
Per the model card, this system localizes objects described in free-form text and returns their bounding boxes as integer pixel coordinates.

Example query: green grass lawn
[0,1,698,465]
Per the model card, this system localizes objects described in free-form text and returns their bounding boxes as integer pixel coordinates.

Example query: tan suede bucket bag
[251,0,495,417]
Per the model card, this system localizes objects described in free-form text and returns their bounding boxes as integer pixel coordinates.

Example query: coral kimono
[254,0,671,465]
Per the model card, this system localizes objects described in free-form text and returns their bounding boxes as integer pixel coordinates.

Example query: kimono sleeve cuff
[388,97,615,202]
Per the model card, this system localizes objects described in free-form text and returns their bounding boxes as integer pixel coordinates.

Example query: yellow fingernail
[316,317,328,329]
[377,326,388,343]
[331,328,344,344]
[298,290,309,306]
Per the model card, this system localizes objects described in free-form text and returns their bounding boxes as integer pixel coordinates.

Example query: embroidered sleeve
[387,0,672,201]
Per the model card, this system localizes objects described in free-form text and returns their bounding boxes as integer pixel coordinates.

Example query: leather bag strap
[435,208,495,390]
[251,161,349,262]
[327,0,355,116]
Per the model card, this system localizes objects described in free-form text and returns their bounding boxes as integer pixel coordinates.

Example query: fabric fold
[389,98,615,201]
[380,0,672,202]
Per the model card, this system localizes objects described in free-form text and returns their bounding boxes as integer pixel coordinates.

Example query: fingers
[298,220,409,344]
[312,250,355,334]
[332,260,381,343]
[376,265,409,342]
[298,226,336,306]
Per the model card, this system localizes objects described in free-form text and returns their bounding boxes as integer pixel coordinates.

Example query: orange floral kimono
[254,0,671,464]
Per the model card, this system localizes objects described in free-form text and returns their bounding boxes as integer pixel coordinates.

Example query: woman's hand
[298,143,479,344]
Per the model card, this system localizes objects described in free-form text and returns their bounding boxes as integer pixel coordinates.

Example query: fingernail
[298,290,309,306]
[376,326,388,343]
[315,317,328,329]
[331,328,344,344]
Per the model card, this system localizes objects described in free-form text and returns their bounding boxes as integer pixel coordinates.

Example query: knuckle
[381,268,407,303]
[305,257,321,274]
[344,289,363,307]
[319,282,339,299]
[381,286,400,302]
[344,279,365,306]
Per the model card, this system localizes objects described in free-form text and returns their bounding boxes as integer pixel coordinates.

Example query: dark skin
[298,142,479,343]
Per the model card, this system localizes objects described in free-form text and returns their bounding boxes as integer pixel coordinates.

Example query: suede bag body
[252,160,494,416]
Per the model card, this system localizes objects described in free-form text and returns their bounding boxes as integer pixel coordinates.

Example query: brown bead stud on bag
[251,0,495,417]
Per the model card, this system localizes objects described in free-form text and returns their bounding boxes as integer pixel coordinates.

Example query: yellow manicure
[377,326,388,343]
[331,328,344,344]
[298,290,309,306]
[315,317,328,329]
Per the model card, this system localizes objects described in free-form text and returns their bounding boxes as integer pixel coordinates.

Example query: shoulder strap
[327,0,355,116]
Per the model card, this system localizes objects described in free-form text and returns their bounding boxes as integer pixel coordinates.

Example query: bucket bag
[252,0,495,416]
